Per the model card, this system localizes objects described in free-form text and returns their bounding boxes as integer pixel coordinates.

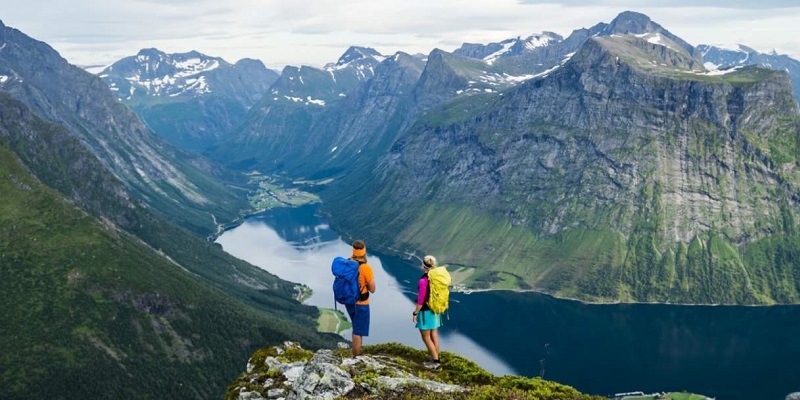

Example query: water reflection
[216,205,515,376]
[449,290,800,399]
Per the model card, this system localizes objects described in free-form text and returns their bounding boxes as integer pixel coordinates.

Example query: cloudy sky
[2,0,799,70]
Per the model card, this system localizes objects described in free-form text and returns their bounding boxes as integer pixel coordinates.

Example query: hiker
[412,255,442,369]
[346,240,375,356]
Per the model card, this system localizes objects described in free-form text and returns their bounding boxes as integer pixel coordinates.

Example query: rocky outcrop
[227,342,599,400]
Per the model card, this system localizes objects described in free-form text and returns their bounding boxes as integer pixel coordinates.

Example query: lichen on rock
[226,341,602,400]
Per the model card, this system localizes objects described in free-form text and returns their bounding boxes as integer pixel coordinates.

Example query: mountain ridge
[0,22,248,234]
[98,48,279,152]
[322,28,800,305]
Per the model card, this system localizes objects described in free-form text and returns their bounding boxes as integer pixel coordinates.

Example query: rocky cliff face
[329,32,800,304]
[208,47,388,170]
[211,50,426,175]
[227,342,599,400]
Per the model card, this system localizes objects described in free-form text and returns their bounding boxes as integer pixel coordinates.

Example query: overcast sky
[2,0,799,71]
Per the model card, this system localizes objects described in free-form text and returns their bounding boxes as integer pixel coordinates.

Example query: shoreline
[452,286,792,308]
[217,203,796,309]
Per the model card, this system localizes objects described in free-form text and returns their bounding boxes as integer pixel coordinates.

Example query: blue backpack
[331,257,361,310]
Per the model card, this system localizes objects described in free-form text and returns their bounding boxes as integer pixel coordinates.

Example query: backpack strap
[355,259,369,301]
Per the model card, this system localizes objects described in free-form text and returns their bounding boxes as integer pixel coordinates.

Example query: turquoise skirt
[415,310,441,330]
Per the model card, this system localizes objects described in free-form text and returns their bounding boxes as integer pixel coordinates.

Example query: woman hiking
[412,255,442,370]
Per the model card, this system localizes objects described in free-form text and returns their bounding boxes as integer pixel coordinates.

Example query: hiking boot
[423,360,441,370]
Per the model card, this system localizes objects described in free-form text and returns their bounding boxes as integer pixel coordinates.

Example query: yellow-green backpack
[426,266,451,314]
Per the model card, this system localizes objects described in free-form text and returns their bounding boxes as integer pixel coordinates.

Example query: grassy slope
[0,91,318,322]
[0,145,337,399]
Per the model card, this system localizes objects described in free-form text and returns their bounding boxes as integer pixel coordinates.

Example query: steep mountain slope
[99,49,279,152]
[0,91,318,316]
[0,135,335,399]
[326,32,800,305]
[210,48,422,174]
[0,20,245,234]
[0,29,340,396]
[699,43,800,103]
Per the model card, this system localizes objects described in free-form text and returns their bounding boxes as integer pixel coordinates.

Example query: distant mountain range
[98,48,279,152]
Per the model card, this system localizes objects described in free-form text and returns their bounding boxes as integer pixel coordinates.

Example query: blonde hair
[423,255,437,269]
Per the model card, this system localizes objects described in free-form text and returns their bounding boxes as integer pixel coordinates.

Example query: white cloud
[2,0,799,69]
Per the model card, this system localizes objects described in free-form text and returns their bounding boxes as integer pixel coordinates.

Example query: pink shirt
[416,276,429,306]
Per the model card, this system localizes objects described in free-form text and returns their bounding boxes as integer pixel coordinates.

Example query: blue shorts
[345,304,370,336]
[415,310,441,330]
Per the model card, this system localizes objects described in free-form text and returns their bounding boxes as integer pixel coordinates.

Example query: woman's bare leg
[419,330,438,361]
[431,328,440,359]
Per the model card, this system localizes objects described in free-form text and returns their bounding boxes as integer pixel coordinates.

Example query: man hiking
[345,240,375,356]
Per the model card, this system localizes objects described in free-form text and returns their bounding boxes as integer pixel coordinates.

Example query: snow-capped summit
[482,32,562,65]
[324,46,386,72]
[99,48,230,98]
[454,32,562,64]
[96,48,279,152]
[602,11,697,58]
[338,46,385,65]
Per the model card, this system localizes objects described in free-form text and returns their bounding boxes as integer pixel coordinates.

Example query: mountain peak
[602,11,698,58]
[581,34,702,73]
[605,11,654,34]
[137,47,165,56]
[336,46,384,66]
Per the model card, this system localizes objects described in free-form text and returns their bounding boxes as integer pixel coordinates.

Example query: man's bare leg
[352,334,363,356]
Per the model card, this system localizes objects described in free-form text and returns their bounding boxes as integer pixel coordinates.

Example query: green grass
[664,392,708,400]
[317,308,351,334]
[0,143,337,399]
[247,173,321,211]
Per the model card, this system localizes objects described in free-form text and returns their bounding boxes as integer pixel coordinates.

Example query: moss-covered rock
[227,342,602,400]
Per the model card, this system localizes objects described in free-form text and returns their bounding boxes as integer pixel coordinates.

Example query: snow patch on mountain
[483,34,557,65]
[484,40,516,65]
[282,95,326,106]
[695,65,743,76]
[172,58,220,76]
[629,32,679,52]
[708,43,750,53]
[524,34,556,50]
[461,50,575,95]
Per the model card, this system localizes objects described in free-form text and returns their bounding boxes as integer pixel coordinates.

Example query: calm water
[217,204,800,400]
